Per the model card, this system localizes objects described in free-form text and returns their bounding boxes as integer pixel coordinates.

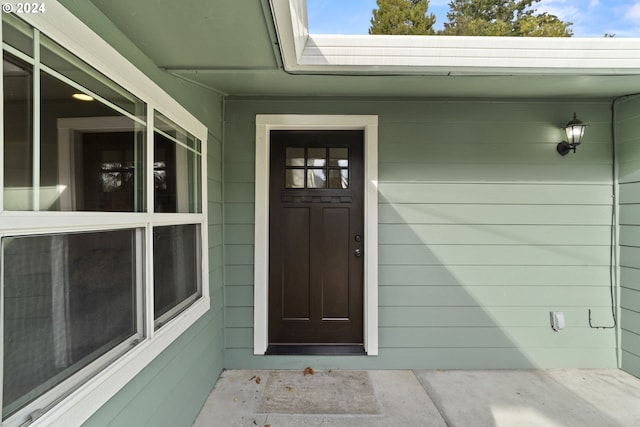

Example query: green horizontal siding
[378,285,613,307]
[378,245,609,266]
[378,224,611,245]
[224,97,617,370]
[616,95,640,379]
[378,182,612,204]
[379,204,612,225]
[380,265,610,286]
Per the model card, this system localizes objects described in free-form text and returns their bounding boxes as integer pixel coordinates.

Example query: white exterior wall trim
[254,114,379,356]
[270,0,640,75]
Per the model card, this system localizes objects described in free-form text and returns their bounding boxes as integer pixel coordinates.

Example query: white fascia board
[270,0,308,71]
[271,0,640,75]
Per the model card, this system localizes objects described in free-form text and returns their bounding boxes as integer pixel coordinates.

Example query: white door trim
[254,114,378,355]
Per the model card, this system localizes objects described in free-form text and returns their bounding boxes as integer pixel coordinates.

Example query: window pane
[2,229,138,418]
[39,72,146,212]
[3,53,33,210]
[329,169,349,189]
[329,148,349,167]
[153,111,202,213]
[153,224,201,326]
[285,147,304,166]
[307,169,327,188]
[285,169,304,188]
[2,14,34,57]
[307,147,326,167]
[40,36,145,120]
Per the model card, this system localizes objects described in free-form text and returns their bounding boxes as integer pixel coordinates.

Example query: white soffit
[270,0,640,75]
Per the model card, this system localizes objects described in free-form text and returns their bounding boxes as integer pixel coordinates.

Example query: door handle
[354,249,362,257]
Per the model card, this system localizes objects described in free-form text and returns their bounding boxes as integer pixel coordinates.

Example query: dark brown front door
[268,130,364,348]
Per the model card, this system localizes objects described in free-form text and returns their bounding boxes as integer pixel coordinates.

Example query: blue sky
[308,0,640,37]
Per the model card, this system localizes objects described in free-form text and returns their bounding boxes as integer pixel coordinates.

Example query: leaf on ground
[286,386,293,392]
[249,375,256,381]
[255,376,261,384]
[303,367,315,376]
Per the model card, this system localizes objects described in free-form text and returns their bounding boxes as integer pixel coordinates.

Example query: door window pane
[285,169,304,188]
[3,53,33,210]
[154,111,202,213]
[283,146,349,190]
[285,147,304,166]
[329,169,349,189]
[153,224,201,327]
[329,148,349,167]
[307,169,327,188]
[307,148,326,167]
[2,229,139,418]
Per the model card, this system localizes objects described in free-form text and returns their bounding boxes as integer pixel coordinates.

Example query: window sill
[27,297,210,427]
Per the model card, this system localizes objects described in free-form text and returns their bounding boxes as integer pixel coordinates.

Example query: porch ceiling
[88,0,640,99]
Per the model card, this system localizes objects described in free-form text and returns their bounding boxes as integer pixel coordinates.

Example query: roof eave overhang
[270,0,640,77]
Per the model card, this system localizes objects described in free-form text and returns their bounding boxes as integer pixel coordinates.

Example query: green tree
[439,0,572,37]
[369,0,436,35]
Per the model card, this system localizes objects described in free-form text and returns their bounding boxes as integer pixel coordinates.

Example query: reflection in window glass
[2,18,147,212]
[285,169,304,188]
[285,147,304,166]
[329,148,348,167]
[307,147,326,167]
[329,169,349,189]
[307,169,327,188]
[2,229,139,418]
[3,53,33,210]
[153,224,201,327]
[40,72,146,212]
[154,111,202,213]
[40,36,144,120]
[283,146,349,190]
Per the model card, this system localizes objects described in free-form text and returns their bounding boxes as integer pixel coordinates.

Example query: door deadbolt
[354,234,362,242]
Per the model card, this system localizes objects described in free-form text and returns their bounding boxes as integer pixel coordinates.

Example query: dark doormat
[258,370,381,415]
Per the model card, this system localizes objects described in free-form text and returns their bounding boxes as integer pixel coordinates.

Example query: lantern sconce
[557,112,588,156]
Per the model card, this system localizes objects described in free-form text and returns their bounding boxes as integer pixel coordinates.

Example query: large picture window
[2,229,140,419]
[1,11,208,427]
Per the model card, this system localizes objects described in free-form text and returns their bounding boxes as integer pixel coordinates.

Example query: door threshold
[265,344,366,355]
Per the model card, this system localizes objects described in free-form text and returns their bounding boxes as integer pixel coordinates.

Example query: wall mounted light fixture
[557,112,587,156]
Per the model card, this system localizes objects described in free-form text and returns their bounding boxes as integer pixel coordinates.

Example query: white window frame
[254,114,378,356]
[1,3,209,426]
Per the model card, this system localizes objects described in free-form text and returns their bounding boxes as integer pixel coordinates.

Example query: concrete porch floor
[193,369,640,426]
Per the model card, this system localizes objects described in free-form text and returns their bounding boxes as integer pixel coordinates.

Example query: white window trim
[1,3,209,426]
[254,114,378,356]
[270,0,640,75]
